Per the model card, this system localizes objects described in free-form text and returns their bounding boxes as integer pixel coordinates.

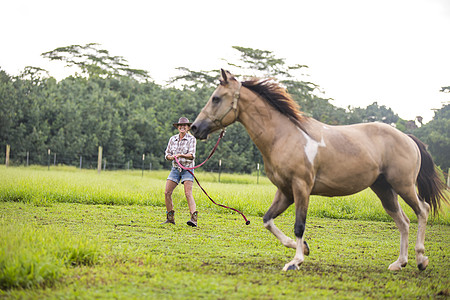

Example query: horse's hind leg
[263,189,297,249]
[371,175,410,270]
[397,186,430,271]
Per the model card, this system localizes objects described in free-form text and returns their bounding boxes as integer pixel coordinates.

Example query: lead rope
[174,130,250,225]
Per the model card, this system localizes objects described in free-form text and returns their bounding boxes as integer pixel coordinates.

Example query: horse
[190,69,448,271]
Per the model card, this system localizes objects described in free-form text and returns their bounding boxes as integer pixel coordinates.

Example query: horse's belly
[311,184,367,197]
[311,172,378,197]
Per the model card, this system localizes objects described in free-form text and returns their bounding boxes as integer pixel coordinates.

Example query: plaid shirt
[165,133,196,169]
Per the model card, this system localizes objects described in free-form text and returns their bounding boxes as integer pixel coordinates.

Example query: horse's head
[190,69,241,140]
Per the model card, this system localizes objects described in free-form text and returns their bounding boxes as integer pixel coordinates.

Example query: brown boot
[161,210,175,225]
[187,211,198,227]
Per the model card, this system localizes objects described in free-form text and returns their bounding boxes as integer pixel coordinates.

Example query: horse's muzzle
[190,120,210,140]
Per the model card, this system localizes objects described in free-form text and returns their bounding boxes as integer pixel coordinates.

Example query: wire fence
[1,146,263,181]
[2,148,160,171]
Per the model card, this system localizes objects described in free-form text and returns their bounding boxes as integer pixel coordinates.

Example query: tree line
[0,44,448,173]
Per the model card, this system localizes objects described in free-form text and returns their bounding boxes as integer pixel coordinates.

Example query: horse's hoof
[303,241,310,256]
[286,264,298,271]
[388,262,403,271]
[418,257,429,271]
[283,260,302,271]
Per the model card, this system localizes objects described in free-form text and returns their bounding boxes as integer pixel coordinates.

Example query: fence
[1,145,252,175]
[2,145,158,172]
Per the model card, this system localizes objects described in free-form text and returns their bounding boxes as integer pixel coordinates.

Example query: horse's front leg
[283,186,310,271]
[263,190,297,248]
[263,189,310,253]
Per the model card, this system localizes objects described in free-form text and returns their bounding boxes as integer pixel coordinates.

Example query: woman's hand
[178,153,193,160]
[168,154,193,160]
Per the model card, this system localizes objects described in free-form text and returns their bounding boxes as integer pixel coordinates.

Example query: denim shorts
[167,167,194,184]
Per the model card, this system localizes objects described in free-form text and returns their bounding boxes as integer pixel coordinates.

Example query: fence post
[26,151,29,167]
[142,154,145,177]
[47,149,50,170]
[5,145,10,167]
[218,159,222,183]
[97,146,103,174]
[257,163,260,184]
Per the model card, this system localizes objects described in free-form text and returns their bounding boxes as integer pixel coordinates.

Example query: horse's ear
[220,69,228,83]
[220,69,236,84]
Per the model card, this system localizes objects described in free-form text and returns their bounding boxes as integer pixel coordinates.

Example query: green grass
[0,218,100,290]
[0,202,449,299]
[0,166,449,298]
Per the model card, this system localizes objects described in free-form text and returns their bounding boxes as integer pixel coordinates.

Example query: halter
[207,81,242,129]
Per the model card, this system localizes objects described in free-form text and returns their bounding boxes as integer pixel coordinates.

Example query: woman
[162,117,198,227]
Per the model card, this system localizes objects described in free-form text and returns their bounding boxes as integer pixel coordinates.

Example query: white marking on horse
[298,128,326,165]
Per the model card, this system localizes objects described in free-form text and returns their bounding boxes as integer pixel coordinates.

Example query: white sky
[1,0,449,123]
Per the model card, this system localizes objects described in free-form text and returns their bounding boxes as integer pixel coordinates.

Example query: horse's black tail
[408,134,449,216]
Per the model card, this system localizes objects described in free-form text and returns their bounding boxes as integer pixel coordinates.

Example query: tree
[4,68,54,164]
[228,46,289,77]
[168,67,218,90]
[413,104,450,171]
[347,102,400,125]
[41,43,150,80]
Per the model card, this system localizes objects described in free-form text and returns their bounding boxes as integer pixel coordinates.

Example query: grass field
[1,166,449,299]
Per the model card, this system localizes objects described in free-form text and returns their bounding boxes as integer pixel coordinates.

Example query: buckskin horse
[190,69,448,271]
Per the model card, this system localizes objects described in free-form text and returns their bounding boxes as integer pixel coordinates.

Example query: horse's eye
[212,96,221,103]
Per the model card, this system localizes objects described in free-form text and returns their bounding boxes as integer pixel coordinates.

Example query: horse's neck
[237,89,295,155]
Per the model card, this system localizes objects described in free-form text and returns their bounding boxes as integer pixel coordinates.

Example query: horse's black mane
[242,79,304,123]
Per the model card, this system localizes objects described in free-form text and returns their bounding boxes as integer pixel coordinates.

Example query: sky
[1,0,449,123]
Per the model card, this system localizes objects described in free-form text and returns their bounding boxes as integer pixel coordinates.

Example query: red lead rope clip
[174,130,250,225]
